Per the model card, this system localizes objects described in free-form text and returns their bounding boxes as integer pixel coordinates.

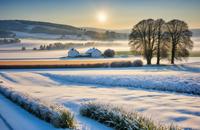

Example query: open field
[0,57,199,69]
[0,64,200,129]
[1,1,200,129]
[0,60,114,66]
[0,27,199,130]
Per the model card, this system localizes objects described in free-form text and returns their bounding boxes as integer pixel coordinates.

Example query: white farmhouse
[68,48,80,58]
[86,47,102,58]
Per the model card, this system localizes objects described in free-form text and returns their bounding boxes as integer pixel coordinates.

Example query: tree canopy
[129,19,193,65]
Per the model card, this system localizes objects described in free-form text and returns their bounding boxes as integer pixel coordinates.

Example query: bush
[80,102,180,130]
[21,46,26,51]
[0,85,76,128]
[110,61,132,67]
[132,59,143,67]
[104,49,115,57]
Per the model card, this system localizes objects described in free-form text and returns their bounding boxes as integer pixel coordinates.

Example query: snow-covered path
[0,66,200,129]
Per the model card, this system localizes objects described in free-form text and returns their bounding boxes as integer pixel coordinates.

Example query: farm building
[68,48,80,57]
[86,48,102,58]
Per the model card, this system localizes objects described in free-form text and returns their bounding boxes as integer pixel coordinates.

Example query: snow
[0,50,66,60]
[0,64,200,129]
[13,31,62,39]
[0,94,63,130]
[0,48,199,63]
[39,69,200,95]
[0,113,11,130]
[0,85,75,128]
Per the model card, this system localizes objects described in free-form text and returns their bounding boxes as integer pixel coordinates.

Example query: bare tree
[154,19,169,65]
[129,19,157,65]
[166,19,193,64]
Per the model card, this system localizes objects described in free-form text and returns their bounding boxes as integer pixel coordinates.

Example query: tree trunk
[147,58,151,65]
[156,30,161,65]
[147,59,151,65]
[146,55,152,65]
[145,50,152,65]
[171,42,176,64]
[156,42,160,65]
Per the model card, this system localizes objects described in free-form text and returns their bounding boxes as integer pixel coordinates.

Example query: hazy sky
[0,0,200,29]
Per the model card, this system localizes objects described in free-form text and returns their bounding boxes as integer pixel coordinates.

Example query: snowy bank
[0,85,75,128]
[0,94,65,130]
[42,73,200,95]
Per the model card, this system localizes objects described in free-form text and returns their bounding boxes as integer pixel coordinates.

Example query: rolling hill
[0,20,128,40]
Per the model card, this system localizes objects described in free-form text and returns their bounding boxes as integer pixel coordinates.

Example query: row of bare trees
[129,19,193,64]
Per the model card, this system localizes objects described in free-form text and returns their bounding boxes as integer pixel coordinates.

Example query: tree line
[0,38,20,45]
[129,19,193,64]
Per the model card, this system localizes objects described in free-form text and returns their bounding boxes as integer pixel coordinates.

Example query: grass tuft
[0,85,76,128]
[80,102,181,130]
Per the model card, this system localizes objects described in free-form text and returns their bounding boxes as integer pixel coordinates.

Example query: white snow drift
[41,72,200,95]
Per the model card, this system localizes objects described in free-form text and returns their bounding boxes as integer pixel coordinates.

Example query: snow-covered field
[39,68,200,95]
[0,37,199,129]
[0,64,200,129]
[0,49,199,64]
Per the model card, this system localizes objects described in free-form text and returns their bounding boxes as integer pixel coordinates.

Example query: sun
[97,11,107,23]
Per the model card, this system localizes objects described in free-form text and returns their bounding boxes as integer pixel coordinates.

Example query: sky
[0,0,200,29]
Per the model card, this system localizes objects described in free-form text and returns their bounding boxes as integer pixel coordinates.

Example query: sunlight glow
[97,11,107,23]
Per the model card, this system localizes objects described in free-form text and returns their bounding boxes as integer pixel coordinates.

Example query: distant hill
[0,20,198,40]
[0,20,128,40]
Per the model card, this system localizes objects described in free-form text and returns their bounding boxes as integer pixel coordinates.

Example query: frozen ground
[0,49,199,65]
[0,94,62,130]
[38,63,200,95]
[0,88,111,130]
[0,64,200,129]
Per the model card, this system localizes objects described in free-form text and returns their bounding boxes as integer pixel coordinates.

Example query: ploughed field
[0,59,131,69]
[0,60,114,65]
